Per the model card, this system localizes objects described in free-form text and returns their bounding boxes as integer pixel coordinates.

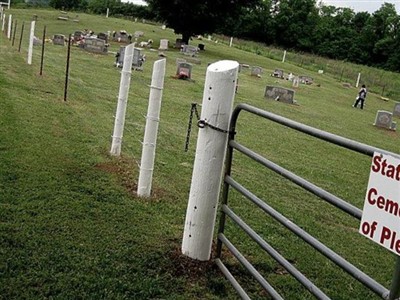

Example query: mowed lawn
[1,8,400,300]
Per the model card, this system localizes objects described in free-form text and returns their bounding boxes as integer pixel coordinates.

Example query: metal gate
[215,103,400,299]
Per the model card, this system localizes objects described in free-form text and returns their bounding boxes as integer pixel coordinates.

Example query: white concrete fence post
[137,58,166,197]
[282,50,287,63]
[229,36,233,47]
[27,20,35,65]
[6,13,10,38]
[110,43,135,156]
[106,8,109,18]
[182,60,239,261]
[356,72,361,88]
[1,13,5,32]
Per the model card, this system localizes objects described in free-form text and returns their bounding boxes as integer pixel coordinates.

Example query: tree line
[17,0,400,72]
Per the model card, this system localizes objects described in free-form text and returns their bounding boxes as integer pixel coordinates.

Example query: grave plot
[373,110,397,131]
[264,86,296,104]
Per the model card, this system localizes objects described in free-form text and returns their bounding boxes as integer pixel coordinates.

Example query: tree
[144,0,260,44]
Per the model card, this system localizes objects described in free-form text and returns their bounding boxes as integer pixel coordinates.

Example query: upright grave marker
[360,152,400,256]
[159,39,168,50]
[374,110,396,131]
[176,62,192,80]
[251,66,263,77]
[82,37,107,54]
[265,86,295,104]
[52,34,66,46]
[393,103,400,118]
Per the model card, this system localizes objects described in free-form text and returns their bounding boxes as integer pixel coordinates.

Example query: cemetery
[1,7,400,300]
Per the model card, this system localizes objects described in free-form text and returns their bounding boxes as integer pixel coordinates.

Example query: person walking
[353,84,367,109]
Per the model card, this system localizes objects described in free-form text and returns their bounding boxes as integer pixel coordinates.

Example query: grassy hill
[1,8,400,299]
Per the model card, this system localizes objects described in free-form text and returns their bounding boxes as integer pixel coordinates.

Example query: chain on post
[184,103,200,152]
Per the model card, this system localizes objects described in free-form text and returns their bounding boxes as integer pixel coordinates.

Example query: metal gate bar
[221,205,331,300]
[230,140,362,219]
[225,175,389,298]
[215,103,400,299]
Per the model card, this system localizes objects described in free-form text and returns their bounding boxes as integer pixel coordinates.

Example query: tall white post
[6,13,11,39]
[282,50,287,63]
[7,0,10,9]
[229,36,233,47]
[137,59,166,197]
[27,20,35,65]
[106,8,109,18]
[110,43,135,156]
[182,60,239,261]
[1,14,5,32]
[0,7,3,22]
[356,72,361,88]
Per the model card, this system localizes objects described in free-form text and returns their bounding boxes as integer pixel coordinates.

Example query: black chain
[184,103,235,152]
[197,120,234,135]
[184,103,200,152]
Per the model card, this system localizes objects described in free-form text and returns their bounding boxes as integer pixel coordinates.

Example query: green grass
[1,8,400,300]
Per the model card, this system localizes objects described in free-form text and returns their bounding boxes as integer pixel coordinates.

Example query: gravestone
[83,37,107,54]
[271,69,284,78]
[52,34,65,46]
[159,39,168,50]
[265,86,295,104]
[73,30,84,42]
[97,32,108,43]
[33,36,43,46]
[299,75,313,84]
[132,47,144,70]
[373,110,396,131]
[292,77,300,88]
[175,38,184,49]
[176,58,186,66]
[115,46,145,69]
[176,62,192,79]
[251,66,263,77]
[113,31,129,43]
[393,103,400,118]
[182,44,198,57]
[134,31,144,38]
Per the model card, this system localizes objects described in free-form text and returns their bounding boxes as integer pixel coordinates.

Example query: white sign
[360,152,400,255]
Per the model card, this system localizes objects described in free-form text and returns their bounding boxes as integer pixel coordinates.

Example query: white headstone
[159,39,168,50]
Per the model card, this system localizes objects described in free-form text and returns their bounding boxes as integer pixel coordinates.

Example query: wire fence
[215,34,400,100]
